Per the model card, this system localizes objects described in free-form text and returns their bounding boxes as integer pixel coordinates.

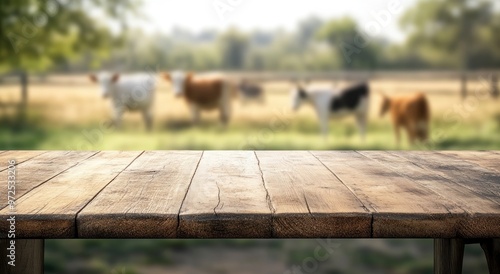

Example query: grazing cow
[380,92,430,145]
[163,71,233,125]
[90,72,155,131]
[291,82,370,139]
[238,80,264,104]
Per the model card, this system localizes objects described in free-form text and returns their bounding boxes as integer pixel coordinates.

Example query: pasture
[1,74,499,150]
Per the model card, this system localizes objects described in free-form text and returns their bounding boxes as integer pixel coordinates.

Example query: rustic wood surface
[0,151,499,239]
[0,151,97,211]
[0,151,46,172]
[79,151,202,238]
[257,151,371,238]
[179,151,272,238]
[0,151,142,238]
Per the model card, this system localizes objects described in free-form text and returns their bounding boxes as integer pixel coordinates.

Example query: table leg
[0,239,44,274]
[480,239,500,274]
[434,238,465,274]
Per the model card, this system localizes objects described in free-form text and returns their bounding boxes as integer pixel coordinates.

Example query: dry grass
[1,75,499,150]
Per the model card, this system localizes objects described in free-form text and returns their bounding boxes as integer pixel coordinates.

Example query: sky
[128,0,419,42]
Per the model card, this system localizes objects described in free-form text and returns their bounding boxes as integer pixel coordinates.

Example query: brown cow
[380,92,430,145]
[163,71,233,125]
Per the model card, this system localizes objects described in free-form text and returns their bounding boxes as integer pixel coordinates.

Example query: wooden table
[0,151,499,273]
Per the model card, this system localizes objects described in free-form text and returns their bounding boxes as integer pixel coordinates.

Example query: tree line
[1,0,499,74]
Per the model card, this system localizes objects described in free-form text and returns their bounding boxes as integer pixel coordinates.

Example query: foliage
[0,0,141,73]
[43,239,490,274]
[400,0,500,69]
[2,0,500,73]
[218,28,249,70]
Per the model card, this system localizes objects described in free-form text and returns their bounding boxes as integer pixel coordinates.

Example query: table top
[0,150,499,239]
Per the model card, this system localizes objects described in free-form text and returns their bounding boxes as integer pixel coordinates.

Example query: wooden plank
[0,151,98,211]
[434,239,465,274]
[0,239,44,274]
[256,151,371,238]
[77,151,203,238]
[0,151,142,238]
[392,151,500,206]
[312,151,459,238]
[440,151,500,173]
[360,151,500,238]
[0,151,46,172]
[178,151,272,238]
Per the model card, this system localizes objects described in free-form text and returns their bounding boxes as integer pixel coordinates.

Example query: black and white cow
[291,82,370,139]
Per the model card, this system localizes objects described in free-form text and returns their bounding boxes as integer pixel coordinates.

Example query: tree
[316,17,380,70]
[401,0,499,98]
[296,16,323,51]
[0,0,141,106]
[218,28,249,70]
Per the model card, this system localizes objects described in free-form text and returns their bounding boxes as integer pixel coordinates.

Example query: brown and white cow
[380,92,430,145]
[163,71,234,125]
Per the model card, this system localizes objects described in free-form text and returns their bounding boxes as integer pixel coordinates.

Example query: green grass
[1,113,499,150]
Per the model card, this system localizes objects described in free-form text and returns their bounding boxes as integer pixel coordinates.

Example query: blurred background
[1,0,499,273]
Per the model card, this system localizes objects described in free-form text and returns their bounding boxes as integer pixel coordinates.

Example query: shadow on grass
[495,113,500,129]
[0,113,49,149]
[434,136,500,150]
[162,119,241,132]
[162,119,194,131]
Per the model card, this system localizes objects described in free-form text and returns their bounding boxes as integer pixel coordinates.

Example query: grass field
[1,75,499,150]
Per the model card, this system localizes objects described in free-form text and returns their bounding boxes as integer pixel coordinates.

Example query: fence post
[20,71,28,109]
[460,72,467,99]
[491,74,498,99]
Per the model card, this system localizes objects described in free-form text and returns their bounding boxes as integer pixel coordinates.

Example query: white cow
[90,72,156,130]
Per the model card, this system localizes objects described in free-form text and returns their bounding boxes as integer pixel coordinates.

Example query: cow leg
[417,120,429,142]
[314,107,329,138]
[319,115,329,138]
[394,124,401,147]
[113,107,124,129]
[220,86,231,125]
[407,123,417,145]
[356,113,367,141]
[190,104,200,125]
[142,109,153,131]
[220,111,229,125]
[220,105,231,125]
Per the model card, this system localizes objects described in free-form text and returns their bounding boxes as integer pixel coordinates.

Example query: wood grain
[434,239,464,274]
[0,151,498,240]
[77,151,203,238]
[0,151,97,211]
[0,239,43,274]
[393,151,500,206]
[312,151,458,238]
[0,151,46,172]
[179,151,272,238]
[256,151,371,238]
[360,151,500,238]
[0,151,142,238]
[440,151,500,173]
